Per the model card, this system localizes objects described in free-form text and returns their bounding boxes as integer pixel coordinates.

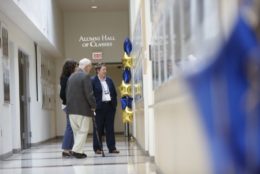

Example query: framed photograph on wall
[2,25,10,103]
[165,9,174,80]
[173,0,182,63]
[3,57,10,103]
[2,27,8,57]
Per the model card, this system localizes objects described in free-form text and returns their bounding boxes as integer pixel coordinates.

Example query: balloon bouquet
[120,38,134,124]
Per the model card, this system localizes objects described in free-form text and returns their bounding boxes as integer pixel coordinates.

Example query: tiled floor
[0,135,158,174]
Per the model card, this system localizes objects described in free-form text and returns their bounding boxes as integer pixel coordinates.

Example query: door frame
[18,49,31,149]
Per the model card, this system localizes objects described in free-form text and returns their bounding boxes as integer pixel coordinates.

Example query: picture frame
[1,24,10,103]
[40,53,56,110]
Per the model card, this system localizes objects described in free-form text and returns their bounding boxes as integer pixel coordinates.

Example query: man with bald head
[66,58,96,159]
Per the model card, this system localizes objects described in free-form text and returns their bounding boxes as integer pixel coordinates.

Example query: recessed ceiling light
[91,5,98,9]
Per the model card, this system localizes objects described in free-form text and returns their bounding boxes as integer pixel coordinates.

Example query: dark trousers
[62,107,74,150]
[93,102,116,152]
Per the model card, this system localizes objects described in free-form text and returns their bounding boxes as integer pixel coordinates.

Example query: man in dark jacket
[92,63,119,154]
[66,58,96,159]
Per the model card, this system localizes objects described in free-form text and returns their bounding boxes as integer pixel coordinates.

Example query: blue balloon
[120,97,127,110]
[121,96,133,110]
[186,15,260,173]
[124,38,132,55]
[123,68,131,83]
[127,97,133,109]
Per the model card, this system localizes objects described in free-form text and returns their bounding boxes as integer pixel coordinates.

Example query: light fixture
[91,5,98,9]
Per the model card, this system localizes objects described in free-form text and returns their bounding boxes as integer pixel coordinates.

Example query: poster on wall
[2,27,8,57]
[2,25,10,103]
[42,84,46,109]
[40,53,56,110]
[134,58,143,102]
[166,8,174,79]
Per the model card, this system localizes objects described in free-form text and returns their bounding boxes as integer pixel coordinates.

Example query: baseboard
[132,136,164,174]
[131,136,150,157]
[115,132,124,135]
[31,136,59,147]
[155,167,164,174]
[13,148,21,153]
[0,151,12,160]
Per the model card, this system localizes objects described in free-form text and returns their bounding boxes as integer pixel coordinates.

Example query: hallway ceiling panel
[57,0,129,12]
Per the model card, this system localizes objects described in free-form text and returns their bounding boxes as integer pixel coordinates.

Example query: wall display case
[40,53,56,110]
[2,27,8,58]
[173,0,182,64]
[165,8,174,80]
[159,15,165,84]
[150,0,221,89]
[133,57,143,102]
[132,7,144,102]
[1,24,10,103]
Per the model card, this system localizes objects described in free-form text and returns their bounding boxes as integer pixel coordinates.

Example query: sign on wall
[64,12,129,63]
[78,34,116,48]
[92,52,102,60]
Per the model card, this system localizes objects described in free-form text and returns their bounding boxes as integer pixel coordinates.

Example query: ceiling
[57,0,129,12]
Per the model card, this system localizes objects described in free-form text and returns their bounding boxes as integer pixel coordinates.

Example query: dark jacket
[66,69,96,117]
[91,75,117,110]
[59,76,69,105]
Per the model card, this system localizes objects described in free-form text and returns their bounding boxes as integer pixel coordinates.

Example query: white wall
[12,0,64,55]
[134,101,145,149]
[30,49,57,143]
[63,11,129,63]
[0,3,59,156]
[0,10,37,154]
[153,79,212,173]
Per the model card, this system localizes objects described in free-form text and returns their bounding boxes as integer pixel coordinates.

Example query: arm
[59,76,68,104]
[83,74,96,109]
[110,78,117,108]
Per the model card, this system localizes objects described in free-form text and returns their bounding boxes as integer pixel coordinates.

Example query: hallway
[1,0,260,173]
[0,135,157,174]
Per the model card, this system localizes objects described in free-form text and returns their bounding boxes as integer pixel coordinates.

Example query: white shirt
[99,77,111,102]
[61,104,66,110]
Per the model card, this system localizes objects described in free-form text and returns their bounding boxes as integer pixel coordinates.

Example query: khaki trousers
[69,114,91,154]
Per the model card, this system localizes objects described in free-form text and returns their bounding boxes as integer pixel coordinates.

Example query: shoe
[109,149,120,154]
[95,149,102,154]
[62,151,72,157]
[72,151,87,159]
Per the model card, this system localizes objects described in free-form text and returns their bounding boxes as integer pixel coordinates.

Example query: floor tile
[0,135,158,174]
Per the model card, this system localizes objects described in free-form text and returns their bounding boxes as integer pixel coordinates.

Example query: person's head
[79,58,92,73]
[60,59,78,78]
[95,62,107,78]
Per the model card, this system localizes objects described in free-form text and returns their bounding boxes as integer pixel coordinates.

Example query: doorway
[105,64,124,133]
[18,49,31,149]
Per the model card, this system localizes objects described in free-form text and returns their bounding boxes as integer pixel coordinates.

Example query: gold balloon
[122,52,133,68]
[122,107,133,123]
[134,83,142,96]
[119,81,132,97]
